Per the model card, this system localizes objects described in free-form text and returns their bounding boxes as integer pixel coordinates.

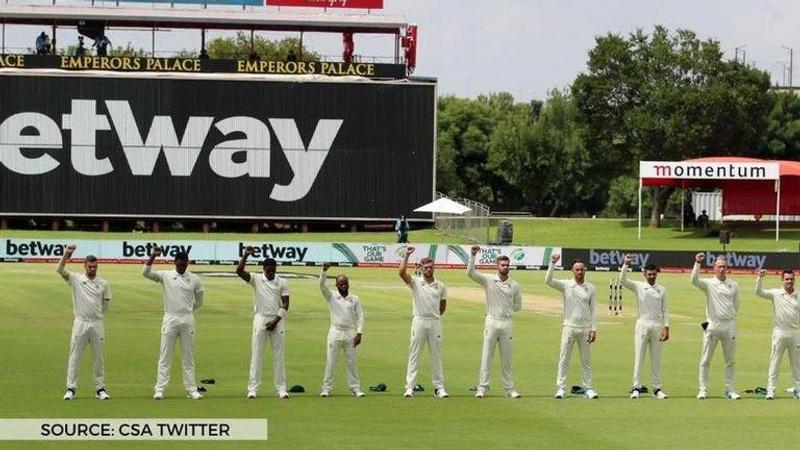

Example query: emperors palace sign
[0,55,406,79]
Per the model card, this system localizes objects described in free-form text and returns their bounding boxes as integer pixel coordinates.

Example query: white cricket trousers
[477,316,515,393]
[155,313,197,393]
[556,326,592,390]
[632,320,664,389]
[66,317,106,390]
[321,327,360,393]
[405,317,444,390]
[767,328,800,391]
[698,320,736,391]
[247,314,286,394]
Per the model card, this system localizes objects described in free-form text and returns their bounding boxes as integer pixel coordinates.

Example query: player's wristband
[277,308,287,319]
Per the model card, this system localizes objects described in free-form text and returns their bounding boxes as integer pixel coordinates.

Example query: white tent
[414,198,472,214]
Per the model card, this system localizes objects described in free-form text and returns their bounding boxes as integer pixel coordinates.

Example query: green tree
[58,42,147,57]
[108,43,149,58]
[436,93,535,208]
[572,26,772,227]
[206,32,318,61]
[759,91,800,160]
[487,90,595,216]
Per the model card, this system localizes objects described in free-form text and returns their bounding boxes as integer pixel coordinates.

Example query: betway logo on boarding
[239,243,308,261]
[0,100,343,202]
[4,240,67,257]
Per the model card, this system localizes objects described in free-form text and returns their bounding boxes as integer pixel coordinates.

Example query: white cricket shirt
[545,263,598,330]
[620,265,669,326]
[467,255,522,320]
[691,263,739,322]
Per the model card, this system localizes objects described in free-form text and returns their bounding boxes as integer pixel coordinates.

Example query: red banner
[266,0,383,8]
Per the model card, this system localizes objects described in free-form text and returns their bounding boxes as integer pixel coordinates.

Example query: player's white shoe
[352,390,366,398]
[766,389,775,400]
[474,390,485,398]
[630,388,640,399]
[584,388,598,399]
[188,390,203,400]
[63,388,75,400]
[320,390,330,398]
[247,391,257,399]
[554,388,566,399]
[696,389,707,400]
[277,391,290,399]
[153,391,164,400]
[95,389,111,400]
[506,390,521,399]
[653,389,668,400]
[434,388,449,399]
[403,388,415,398]
[725,390,741,400]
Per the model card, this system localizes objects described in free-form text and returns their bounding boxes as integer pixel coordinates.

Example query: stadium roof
[0,4,408,33]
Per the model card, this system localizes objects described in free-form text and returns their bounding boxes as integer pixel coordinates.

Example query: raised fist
[322,262,331,272]
[694,252,705,264]
[406,246,415,255]
[551,254,561,264]
[151,246,163,257]
[758,269,767,277]
[245,245,255,255]
[65,244,76,257]
[623,254,633,265]
[471,245,480,256]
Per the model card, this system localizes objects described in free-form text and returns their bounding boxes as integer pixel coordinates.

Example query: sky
[5,0,800,101]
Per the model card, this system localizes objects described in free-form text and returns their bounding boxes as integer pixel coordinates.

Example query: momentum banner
[640,161,780,180]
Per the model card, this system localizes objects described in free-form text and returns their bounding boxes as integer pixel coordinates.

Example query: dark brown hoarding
[0,73,435,220]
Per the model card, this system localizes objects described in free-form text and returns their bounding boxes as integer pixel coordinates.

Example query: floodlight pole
[783,46,793,87]
[776,177,781,241]
[637,177,642,240]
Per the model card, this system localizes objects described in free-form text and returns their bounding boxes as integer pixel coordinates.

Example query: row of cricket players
[57,242,799,401]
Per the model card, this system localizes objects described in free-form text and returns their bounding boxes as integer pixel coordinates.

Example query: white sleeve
[545,263,566,292]
[142,265,162,283]
[281,278,290,297]
[755,277,773,301]
[619,264,637,291]
[355,299,365,334]
[466,255,488,286]
[193,278,204,311]
[514,283,523,312]
[690,262,708,292]
[319,271,333,301]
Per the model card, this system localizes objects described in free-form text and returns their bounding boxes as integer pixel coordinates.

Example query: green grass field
[4,217,800,251]
[1,259,799,449]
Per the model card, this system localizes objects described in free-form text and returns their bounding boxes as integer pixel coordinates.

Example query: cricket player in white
[319,263,366,398]
[467,245,522,399]
[545,254,599,399]
[57,245,112,400]
[755,269,800,400]
[620,254,670,400]
[691,253,741,400]
[399,246,449,398]
[143,247,204,400]
[237,247,290,399]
